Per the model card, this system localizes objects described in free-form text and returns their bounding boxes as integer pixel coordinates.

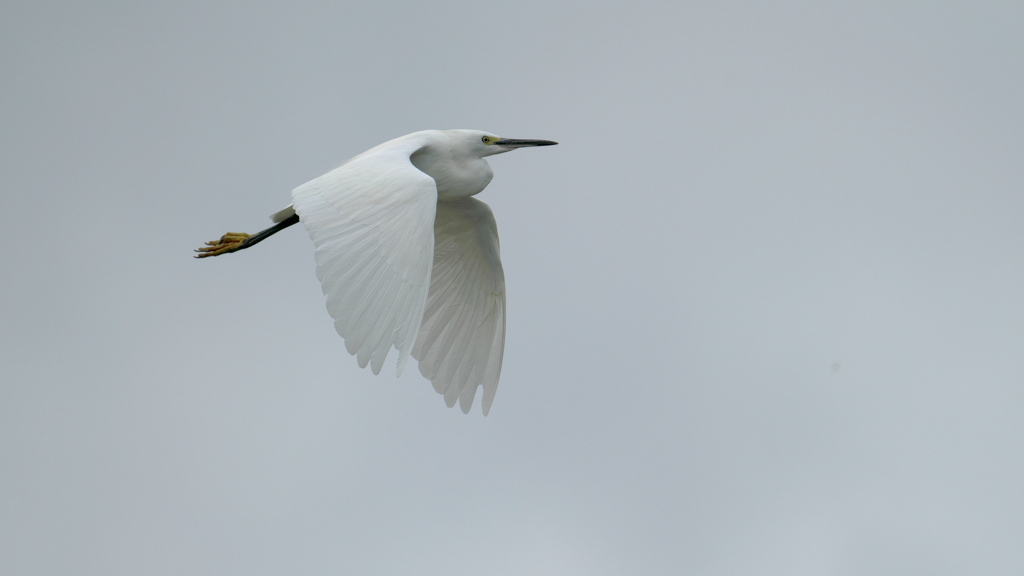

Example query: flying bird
[196,129,557,414]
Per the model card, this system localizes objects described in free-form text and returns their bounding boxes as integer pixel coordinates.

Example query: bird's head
[446,129,558,158]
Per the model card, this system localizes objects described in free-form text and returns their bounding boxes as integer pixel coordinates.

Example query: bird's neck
[411,147,494,201]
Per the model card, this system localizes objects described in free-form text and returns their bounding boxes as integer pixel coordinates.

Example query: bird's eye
[481,136,490,144]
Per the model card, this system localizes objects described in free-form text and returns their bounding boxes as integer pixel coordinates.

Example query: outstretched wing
[413,197,506,415]
[290,138,437,376]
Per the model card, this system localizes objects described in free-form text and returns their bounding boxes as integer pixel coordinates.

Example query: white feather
[412,197,505,415]
[290,135,437,376]
[278,129,553,413]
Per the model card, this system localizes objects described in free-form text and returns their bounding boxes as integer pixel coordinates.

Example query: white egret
[196,129,557,414]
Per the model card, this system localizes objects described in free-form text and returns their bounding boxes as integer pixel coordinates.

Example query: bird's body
[196,129,556,414]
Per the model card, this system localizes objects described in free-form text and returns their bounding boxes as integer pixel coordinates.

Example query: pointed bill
[493,138,558,149]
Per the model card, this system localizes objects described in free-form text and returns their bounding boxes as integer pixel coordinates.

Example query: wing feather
[291,137,437,376]
[412,197,506,414]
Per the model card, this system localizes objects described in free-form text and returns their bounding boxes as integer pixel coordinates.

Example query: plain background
[2,2,1022,574]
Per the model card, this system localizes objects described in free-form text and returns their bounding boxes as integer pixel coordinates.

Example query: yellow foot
[194,232,253,258]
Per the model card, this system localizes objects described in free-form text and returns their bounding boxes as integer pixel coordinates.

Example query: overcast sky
[2,2,1023,574]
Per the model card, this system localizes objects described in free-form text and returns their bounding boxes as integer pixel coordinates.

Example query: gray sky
[2,1,1023,574]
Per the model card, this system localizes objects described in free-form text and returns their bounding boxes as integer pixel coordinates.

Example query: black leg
[239,213,300,250]
[194,213,300,258]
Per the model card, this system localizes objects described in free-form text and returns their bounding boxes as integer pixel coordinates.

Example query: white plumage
[264,130,555,414]
[414,197,505,414]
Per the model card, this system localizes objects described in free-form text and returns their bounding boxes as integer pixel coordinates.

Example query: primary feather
[290,136,436,376]
[413,197,505,415]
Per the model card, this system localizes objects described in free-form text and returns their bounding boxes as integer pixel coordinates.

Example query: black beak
[493,138,559,148]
